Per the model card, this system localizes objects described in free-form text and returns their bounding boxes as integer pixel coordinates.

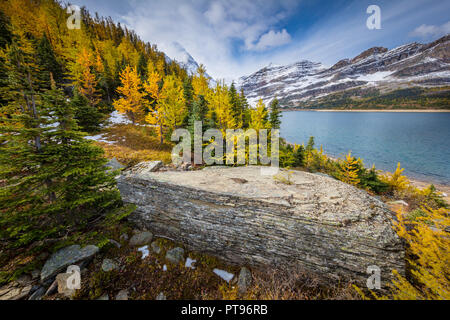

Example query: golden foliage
[192,64,211,98]
[381,162,410,192]
[144,74,186,143]
[339,152,360,186]
[249,99,270,131]
[207,81,237,133]
[113,66,146,124]
[388,207,450,299]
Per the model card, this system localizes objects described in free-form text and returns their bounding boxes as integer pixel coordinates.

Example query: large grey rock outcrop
[118,166,405,288]
[40,245,99,282]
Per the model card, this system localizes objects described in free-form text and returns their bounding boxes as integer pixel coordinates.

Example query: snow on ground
[356,71,394,82]
[84,133,113,144]
[213,269,234,282]
[106,110,132,126]
[138,245,149,259]
[185,258,196,269]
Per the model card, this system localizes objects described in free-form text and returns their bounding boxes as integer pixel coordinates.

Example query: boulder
[118,165,405,288]
[40,245,99,282]
[165,247,185,265]
[129,231,153,247]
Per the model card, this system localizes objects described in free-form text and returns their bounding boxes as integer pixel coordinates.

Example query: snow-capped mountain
[163,42,213,79]
[238,35,450,108]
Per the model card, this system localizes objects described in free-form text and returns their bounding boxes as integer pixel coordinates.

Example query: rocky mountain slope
[238,35,450,108]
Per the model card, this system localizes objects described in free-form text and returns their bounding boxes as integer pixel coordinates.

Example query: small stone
[97,294,109,300]
[156,292,166,300]
[0,288,23,300]
[129,231,153,247]
[56,273,76,298]
[101,259,118,272]
[44,280,58,296]
[31,269,40,280]
[237,267,252,294]
[15,274,32,286]
[165,247,185,264]
[40,244,99,282]
[128,161,163,175]
[106,158,125,171]
[151,241,161,254]
[115,289,128,300]
[109,239,121,249]
[28,287,46,300]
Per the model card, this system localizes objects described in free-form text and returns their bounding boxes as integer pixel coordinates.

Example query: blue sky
[68,0,450,81]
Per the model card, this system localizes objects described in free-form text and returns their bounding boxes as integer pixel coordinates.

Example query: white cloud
[250,29,292,51]
[116,0,299,81]
[410,21,450,38]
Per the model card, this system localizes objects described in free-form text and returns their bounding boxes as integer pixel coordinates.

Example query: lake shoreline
[282,109,450,112]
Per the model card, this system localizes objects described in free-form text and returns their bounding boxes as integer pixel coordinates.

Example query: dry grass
[95,124,173,167]
[243,267,358,300]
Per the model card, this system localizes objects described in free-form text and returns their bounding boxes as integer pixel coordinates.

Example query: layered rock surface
[118,166,405,287]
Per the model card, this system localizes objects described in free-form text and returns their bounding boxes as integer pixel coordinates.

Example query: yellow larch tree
[340,152,361,186]
[144,73,186,144]
[249,99,270,131]
[381,162,410,192]
[113,65,145,124]
[73,48,101,107]
[207,81,236,134]
[192,64,211,98]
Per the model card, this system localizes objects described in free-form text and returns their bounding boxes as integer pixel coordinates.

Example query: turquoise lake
[280,111,450,185]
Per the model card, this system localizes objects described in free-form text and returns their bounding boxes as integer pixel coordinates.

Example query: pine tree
[269,98,282,129]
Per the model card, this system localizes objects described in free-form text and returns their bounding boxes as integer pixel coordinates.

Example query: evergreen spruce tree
[36,33,63,85]
[239,88,251,128]
[136,52,148,81]
[71,88,103,133]
[181,77,194,127]
[0,37,120,248]
[229,82,242,127]
[269,97,282,129]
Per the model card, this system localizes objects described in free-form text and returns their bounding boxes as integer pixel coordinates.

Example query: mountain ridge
[238,35,450,109]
